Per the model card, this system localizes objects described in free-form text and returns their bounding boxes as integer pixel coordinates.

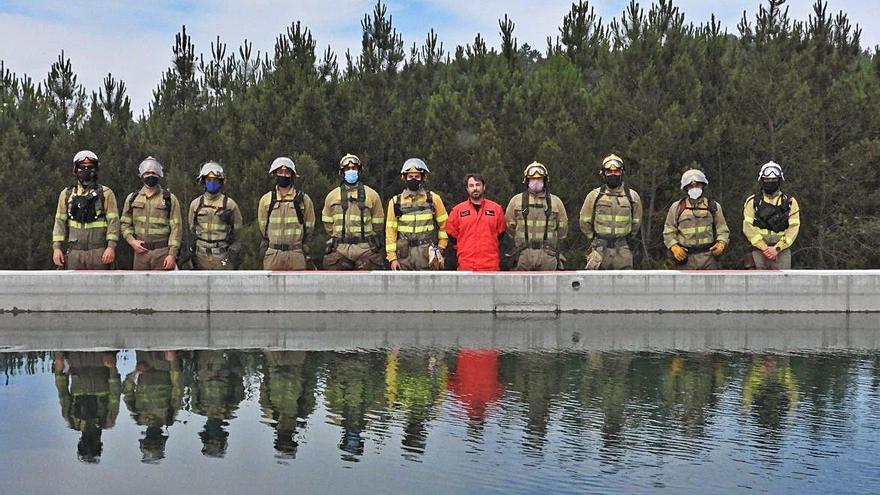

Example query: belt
[682,244,712,254]
[593,235,629,248]
[269,242,303,252]
[141,239,169,250]
[197,247,227,255]
[340,236,368,244]
[407,239,431,247]
[527,240,547,250]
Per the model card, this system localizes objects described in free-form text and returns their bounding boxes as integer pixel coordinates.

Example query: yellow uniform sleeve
[369,188,385,234]
[168,194,183,257]
[257,193,271,239]
[303,193,316,237]
[662,201,679,249]
[433,194,449,249]
[385,198,399,262]
[554,195,569,241]
[742,196,767,250]
[630,190,643,234]
[103,188,120,247]
[714,202,731,244]
[120,193,135,243]
[52,189,69,248]
[505,196,519,236]
[579,189,598,240]
[321,188,338,236]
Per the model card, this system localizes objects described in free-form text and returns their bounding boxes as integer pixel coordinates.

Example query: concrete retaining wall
[2,270,880,313]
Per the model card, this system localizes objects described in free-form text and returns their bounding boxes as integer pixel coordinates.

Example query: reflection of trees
[659,354,729,438]
[258,351,320,459]
[385,350,448,458]
[1,352,50,384]
[53,351,121,463]
[789,353,859,440]
[122,351,183,463]
[577,352,632,450]
[323,352,387,461]
[189,351,245,458]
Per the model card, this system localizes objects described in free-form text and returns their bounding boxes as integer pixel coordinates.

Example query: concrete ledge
[1,270,880,313]
[2,312,879,352]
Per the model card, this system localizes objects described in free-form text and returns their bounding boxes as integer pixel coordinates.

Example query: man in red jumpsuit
[446,174,507,271]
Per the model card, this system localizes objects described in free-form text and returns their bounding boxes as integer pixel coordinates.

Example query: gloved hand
[670,244,688,262]
[762,246,778,261]
[585,249,603,270]
[709,240,726,257]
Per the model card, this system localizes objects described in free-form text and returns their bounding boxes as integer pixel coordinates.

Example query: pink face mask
[528,179,544,194]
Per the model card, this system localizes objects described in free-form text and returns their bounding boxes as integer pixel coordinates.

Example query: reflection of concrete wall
[2,312,879,352]
[2,270,880,313]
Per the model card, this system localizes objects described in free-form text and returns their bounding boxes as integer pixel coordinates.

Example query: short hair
[464,173,486,186]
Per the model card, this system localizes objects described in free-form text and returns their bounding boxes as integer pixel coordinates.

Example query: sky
[1,0,877,114]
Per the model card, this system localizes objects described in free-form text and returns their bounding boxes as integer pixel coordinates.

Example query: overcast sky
[1,0,876,114]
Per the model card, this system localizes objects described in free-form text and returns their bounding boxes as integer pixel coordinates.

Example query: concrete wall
[3,312,880,352]
[2,270,880,313]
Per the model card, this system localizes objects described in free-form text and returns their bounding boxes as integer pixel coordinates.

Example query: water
[1,313,879,494]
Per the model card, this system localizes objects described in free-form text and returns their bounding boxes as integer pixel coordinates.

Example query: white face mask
[688,187,703,200]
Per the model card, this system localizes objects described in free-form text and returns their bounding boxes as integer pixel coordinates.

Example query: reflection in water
[53,351,121,463]
[122,351,183,463]
[189,351,245,458]
[1,346,878,492]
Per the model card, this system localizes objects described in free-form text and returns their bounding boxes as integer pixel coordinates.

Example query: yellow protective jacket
[505,191,568,249]
[321,183,384,241]
[52,184,120,250]
[385,189,448,262]
[579,185,642,243]
[188,193,243,251]
[742,192,800,251]
[258,187,316,247]
[120,187,183,257]
[663,197,730,249]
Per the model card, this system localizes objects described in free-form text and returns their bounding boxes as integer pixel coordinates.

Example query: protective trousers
[398,244,432,270]
[751,249,791,269]
[586,245,633,270]
[67,248,109,270]
[676,251,718,270]
[133,247,170,270]
[263,248,307,270]
[514,248,560,271]
[195,253,232,270]
[323,242,384,270]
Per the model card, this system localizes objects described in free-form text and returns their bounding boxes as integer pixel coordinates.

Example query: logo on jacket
[459,210,470,217]
[485,210,496,216]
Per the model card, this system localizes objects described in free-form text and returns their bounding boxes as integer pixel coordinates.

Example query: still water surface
[1,313,879,494]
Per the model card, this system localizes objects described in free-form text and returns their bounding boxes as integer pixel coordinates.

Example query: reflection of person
[446,174,507,271]
[385,350,448,456]
[122,351,183,463]
[742,355,799,430]
[447,349,503,431]
[259,351,318,458]
[53,351,121,463]
[190,351,244,457]
[324,353,387,461]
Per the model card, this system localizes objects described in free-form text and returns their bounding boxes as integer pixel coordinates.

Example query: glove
[670,244,688,262]
[585,249,603,270]
[709,240,726,257]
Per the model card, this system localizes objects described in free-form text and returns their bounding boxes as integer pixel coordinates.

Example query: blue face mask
[344,170,359,184]
[205,179,222,194]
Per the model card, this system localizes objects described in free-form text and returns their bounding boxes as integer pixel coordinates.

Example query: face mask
[762,181,780,194]
[344,170,359,184]
[528,179,545,194]
[143,175,160,188]
[406,178,422,191]
[604,174,622,188]
[205,179,222,194]
[77,168,97,186]
[688,187,702,200]
[276,175,293,188]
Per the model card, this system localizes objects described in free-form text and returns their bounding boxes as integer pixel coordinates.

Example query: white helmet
[73,150,99,167]
[196,161,225,181]
[400,157,430,175]
[138,156,164,178]
[269,156,297,176]
[680,169,708,189]
[758,161,784,180]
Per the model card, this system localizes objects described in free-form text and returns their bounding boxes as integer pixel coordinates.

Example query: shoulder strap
[675,198,687,225]
[589,187,605,240]
[623,185,635,226]
[520,190,530,243]
[426,191,440,241]
[294,190,307,244]
[393,194,403,218]
[543,190,552,241]
[357,182,366,237]
[126,191,139,217]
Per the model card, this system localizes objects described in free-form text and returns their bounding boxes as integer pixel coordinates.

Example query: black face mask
[77,168,97,186]
[762,181,780,194]
[604,174,622,188]
[276,176,293,188]
[406,178,422,191]
[143,175,160,188]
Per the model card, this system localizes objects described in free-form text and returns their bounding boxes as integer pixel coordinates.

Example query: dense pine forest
[1,0,878,269]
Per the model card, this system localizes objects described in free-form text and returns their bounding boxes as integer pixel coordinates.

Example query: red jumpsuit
[446,199,506,271]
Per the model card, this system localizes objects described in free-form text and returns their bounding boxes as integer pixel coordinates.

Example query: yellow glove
[670,244,688,262]
[709,240,726,257]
